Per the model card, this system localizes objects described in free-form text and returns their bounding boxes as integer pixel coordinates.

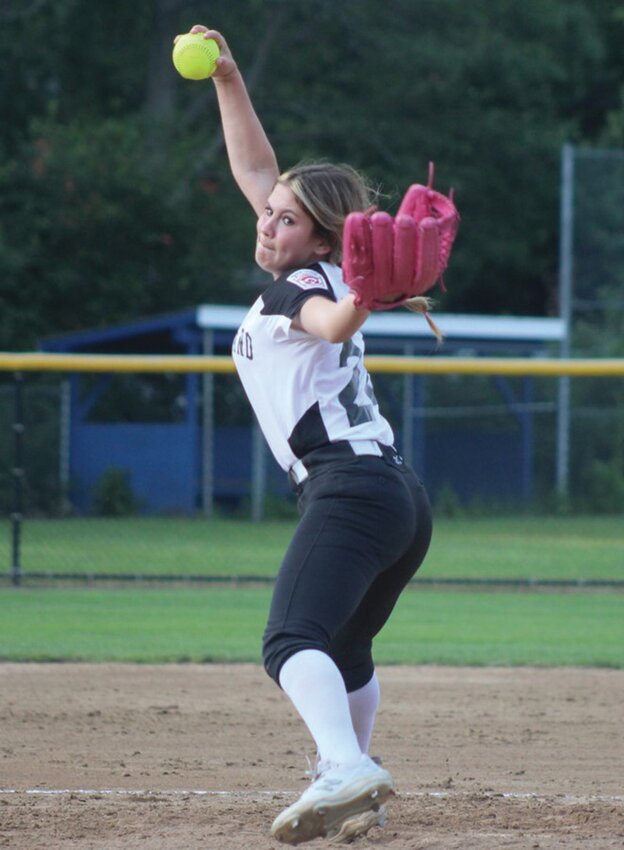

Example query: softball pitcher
[180,24,457,845]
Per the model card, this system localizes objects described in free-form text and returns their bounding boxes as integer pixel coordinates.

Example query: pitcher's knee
[262,630,326,686]
[329,647,374,692]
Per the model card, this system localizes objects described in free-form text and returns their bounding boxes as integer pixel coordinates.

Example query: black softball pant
[262,448,432,692]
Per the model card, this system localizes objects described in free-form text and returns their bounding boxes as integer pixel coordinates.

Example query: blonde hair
[279,162,443,341]
[404,297,444,342]
[278,162,377,264]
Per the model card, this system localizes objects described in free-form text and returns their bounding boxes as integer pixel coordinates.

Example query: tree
[1,0,623,350]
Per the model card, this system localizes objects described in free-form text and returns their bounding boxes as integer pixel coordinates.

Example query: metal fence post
[556,142,574,501]
[11,372,24,586]
[251,422,267,522]
[202,330,215,518]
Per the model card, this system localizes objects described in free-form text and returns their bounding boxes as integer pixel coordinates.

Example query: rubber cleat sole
[327,803,388,844]
[271,776,394,845]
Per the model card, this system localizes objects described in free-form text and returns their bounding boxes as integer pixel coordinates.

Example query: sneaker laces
[303,752,319,781]
[304,752,383,781]
[304,752,339,781]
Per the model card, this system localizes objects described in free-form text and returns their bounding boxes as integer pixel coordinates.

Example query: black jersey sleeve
[260,265,337,319]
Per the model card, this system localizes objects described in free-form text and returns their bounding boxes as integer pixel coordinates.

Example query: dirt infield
[1,663,623,849]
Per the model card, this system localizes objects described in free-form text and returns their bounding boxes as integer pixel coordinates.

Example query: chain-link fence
[2,356,623,584]
[556,145,624,507]
[569,147,624,350]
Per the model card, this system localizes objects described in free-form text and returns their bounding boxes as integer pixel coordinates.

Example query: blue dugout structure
[41,307,565,516]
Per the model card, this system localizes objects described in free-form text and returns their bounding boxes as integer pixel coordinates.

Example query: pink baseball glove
[342,163,460,311]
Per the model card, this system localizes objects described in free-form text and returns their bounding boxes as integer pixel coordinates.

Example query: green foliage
[567,309,624,511]
[0,117,233,349]
[2,1,624,350]
[93,467,138,516]
[0,379,62,516]
[581,460,624,514]
[433,482,464,518]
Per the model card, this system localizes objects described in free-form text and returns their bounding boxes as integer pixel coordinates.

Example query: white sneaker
[271,755,394,845]
[327,804,387,844]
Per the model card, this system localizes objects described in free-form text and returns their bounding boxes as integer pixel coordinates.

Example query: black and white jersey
[232,261,394,473]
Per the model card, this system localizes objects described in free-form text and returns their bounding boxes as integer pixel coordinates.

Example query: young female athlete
[182,24,434,845]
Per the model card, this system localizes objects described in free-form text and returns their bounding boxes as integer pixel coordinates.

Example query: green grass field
[1,515,622,667]
[1,586,622,667]
[3,514,623,579]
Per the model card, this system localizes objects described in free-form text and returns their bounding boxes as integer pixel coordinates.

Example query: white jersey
[232,261,395,473]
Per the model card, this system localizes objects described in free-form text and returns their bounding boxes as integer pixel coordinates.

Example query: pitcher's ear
[313,231,335,259]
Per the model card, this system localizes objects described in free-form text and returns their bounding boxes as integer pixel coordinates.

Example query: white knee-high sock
[347,672,380,754]
[278,649,363,767]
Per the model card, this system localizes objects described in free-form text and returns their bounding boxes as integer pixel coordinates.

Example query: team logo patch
[286,269,328,291]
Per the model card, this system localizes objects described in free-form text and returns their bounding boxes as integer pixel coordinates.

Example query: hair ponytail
[404,297,443,342]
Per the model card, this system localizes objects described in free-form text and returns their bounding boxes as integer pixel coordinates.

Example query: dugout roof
[41,305,565,356]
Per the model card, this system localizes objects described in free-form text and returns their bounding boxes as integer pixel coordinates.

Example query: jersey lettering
[233,327,253,360]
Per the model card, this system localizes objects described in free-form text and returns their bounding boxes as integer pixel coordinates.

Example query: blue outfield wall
[70,423,525,514]
[425,431,524,502]
[72,424,200,513]
[217,427,525,507]
[45,305,556,514]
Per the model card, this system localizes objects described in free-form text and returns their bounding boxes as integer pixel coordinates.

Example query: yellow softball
[172,33,220,81]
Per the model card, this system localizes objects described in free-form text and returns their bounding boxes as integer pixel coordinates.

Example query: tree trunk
[144,0,184,158]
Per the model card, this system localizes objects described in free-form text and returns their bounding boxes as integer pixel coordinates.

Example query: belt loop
[348,439,383,457]
[288,458,309,486]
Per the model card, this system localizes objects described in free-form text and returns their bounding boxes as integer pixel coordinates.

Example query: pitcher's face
[255,183,330,277]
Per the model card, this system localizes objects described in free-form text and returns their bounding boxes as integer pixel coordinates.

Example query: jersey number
[338,339,377,427]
